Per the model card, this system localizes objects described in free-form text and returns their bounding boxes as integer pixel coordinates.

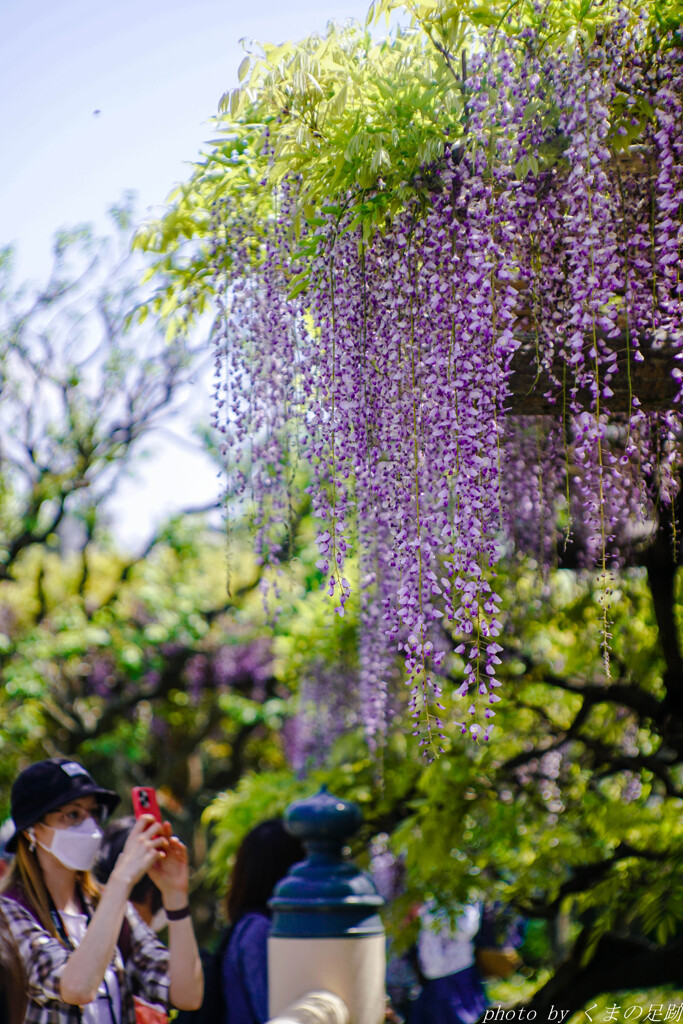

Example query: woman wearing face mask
[0,758,203,1024]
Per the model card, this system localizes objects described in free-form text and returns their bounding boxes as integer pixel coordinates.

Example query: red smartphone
[131,786,162,823]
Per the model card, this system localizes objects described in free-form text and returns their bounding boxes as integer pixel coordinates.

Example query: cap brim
[5,786,120,854]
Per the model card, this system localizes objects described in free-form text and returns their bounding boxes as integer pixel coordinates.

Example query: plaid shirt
[0,890,170,1024]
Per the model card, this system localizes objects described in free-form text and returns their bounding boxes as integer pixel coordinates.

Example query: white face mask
[34,817,103,872]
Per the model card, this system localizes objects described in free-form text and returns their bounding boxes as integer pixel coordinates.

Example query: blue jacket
[221,911,270,1024]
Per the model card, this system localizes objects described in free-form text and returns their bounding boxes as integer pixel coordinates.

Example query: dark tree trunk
[506,336,680,415]
[523,934,683,1016]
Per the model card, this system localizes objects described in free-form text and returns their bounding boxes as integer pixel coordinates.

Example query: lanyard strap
[48,890,118,1024]
[48,900,75,950]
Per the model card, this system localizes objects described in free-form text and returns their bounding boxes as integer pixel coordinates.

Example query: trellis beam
[506,334,681,415]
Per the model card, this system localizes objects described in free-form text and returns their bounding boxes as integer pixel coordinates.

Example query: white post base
[268,934,386,1024]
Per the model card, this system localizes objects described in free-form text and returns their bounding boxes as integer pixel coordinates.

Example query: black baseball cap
[6,758,120,853]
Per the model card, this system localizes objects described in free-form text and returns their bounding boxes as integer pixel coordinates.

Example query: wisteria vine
[209,14,683,754]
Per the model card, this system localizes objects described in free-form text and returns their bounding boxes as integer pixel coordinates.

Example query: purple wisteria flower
[208,15,683,754]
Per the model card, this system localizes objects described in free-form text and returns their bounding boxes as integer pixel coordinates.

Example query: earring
[26,829,36,853]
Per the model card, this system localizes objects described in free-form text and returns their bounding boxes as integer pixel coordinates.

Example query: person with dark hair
[221,818,304,1024]
[94,818,164,930]
[0,757,203,1024]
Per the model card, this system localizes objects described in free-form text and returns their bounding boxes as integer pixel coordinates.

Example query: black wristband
[166,905,191,921]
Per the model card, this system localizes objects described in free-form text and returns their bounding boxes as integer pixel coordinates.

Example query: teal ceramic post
[267,787,387,1022]
[270,786,384,938]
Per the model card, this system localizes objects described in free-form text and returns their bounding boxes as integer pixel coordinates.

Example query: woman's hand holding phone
[130,786,189,902]
[147,830,190,903]
[112,815,168,891]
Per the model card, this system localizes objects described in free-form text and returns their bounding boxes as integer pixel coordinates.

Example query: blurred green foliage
[204,558,683,1007]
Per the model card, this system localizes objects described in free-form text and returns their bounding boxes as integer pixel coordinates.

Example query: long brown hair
[0,916,27,1024]
[0,834,101,944]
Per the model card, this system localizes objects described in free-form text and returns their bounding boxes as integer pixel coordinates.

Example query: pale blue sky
[0,0,375,281]
[0,0,377,541]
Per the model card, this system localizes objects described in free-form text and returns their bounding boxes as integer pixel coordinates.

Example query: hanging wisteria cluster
[210,13,683,753]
